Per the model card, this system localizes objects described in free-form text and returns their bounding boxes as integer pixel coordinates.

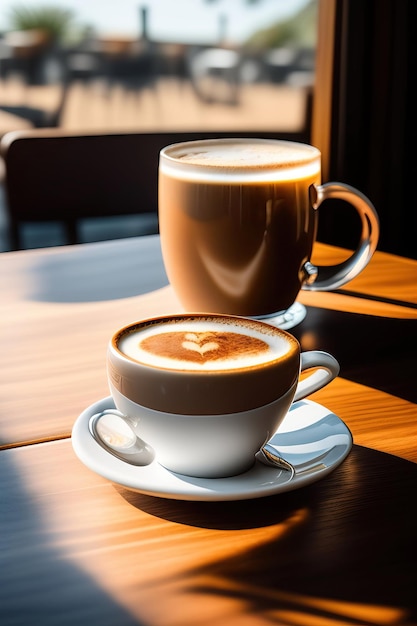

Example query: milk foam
[118,319,292,371]
[160,138,321,183]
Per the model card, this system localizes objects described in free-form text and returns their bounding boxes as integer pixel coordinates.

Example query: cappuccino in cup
[107,313,339,478]
[118,317,290,370]
[159,138,379,321]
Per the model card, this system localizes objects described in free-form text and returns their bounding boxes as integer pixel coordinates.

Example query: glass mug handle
[303,182,380,291]
[293,351,340,402]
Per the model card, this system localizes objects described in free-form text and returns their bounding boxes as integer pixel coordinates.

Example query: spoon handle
[257,447,295,477]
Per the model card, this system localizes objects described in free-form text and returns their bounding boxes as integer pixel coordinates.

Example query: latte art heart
[182,331,219,355]
[117,317,293,370]
[182,340,219,355]
[139,330,269,364]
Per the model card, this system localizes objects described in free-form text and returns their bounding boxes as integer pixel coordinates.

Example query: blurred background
[0,0,317,250]
[0,0,316,131]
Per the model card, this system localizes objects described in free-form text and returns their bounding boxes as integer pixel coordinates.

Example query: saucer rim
[71,396,352,502]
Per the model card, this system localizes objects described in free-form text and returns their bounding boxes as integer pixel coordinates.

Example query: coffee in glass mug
[158,138,379,322]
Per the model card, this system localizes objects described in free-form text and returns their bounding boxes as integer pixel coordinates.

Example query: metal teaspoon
[89,410,155,466]
[89,409,295,476]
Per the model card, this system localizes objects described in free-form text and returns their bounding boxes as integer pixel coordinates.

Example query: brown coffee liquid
[117,315,294,371]
[140,330,269,364]
[159,173,319,316]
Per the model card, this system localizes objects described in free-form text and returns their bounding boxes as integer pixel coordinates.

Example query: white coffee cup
[107,313,339,478]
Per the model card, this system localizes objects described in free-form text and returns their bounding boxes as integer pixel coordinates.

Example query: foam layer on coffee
[117,318,293,371]
[160,138,321,182]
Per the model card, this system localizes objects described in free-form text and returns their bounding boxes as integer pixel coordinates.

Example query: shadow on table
[0,450,144,626]
[293,306,417,403]
[120,445,417,624]
[25,237,168,303]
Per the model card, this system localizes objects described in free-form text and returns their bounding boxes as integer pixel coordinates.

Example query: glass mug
[158,138,379,327]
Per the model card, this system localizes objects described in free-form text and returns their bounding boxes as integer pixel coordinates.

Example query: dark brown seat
[0,118,312,250]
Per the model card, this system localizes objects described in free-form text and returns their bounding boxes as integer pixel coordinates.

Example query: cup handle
[293,351,340,402]
[301,182,380,291]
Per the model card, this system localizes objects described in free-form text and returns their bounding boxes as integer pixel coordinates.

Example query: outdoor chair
[0,124,313,250]
[0,81,69,129]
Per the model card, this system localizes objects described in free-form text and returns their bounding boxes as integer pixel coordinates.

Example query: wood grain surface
[1,236,416,625]
[1,237,415,448]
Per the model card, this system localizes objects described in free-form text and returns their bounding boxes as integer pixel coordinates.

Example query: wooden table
[1,235,416,625]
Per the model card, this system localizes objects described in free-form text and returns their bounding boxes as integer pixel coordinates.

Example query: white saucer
[72,397,352,502]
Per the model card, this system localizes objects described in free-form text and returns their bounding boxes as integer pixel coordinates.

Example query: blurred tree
[245,0,318,50]
[7,5,75,44]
